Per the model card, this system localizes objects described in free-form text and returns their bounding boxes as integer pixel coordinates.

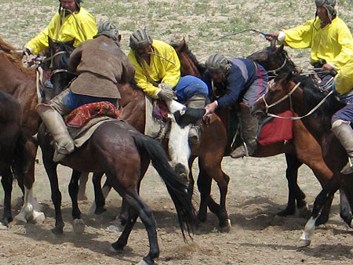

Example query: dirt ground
[1,0,353,264]
[1,151,353,265]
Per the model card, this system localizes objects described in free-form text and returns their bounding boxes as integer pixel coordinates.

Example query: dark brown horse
[171,40,339,225]
[47,39,232,232]
[0,36,44,223]
[37,118,196,264]
[0,91,27,227]
[251,71,353,247]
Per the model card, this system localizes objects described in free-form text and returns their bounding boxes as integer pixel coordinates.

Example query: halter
[259,81,334,120]
[48,50,76,77]
[267,56,288,77]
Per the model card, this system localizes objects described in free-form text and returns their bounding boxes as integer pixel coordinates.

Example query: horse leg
[1,168,13,228]
[299,177,339,247]
[68,170,85,234]
[338,189,352,227]
[111,192,159,265]
[278,153,306,216]
[90,172,109,215]
[44,158,65,235]
[15,137,45,223]
[77,172,89,201]
[196,167,212,223]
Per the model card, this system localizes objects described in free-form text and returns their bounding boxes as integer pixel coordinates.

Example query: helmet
[205,54,231,74]
[129,28,153,50]
[315,0,337,21]
[96,21,120,41]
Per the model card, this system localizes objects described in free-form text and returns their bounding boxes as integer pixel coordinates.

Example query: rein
[260,81,334,120]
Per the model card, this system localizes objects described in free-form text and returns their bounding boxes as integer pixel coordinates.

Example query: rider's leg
[186,94,206,144]
[332,120,353,174]
[230,104,258,158]
[36,89,74,162]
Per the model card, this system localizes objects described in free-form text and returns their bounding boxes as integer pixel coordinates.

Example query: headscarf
[315,0,337,21]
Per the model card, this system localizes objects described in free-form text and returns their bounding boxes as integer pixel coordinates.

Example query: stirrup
[230,143,249,159]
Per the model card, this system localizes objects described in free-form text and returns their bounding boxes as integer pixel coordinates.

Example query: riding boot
[331,120,353,174]
[230,104,258,158]
[36,103,75,162]
[186,94,206,145]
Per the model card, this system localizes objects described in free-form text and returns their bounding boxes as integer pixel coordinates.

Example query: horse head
[247,44,298,78]
[171,39,206,77]
[46,37,76,96]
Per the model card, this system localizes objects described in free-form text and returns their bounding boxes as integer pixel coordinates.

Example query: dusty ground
[1,0,353,264]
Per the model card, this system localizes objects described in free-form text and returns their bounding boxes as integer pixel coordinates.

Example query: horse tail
[133,133,196,240]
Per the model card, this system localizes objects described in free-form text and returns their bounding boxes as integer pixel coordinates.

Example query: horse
[0,36,44,223]
[171,39,339,225]
[0,91,27,228]
[37,115,196,264]
[251,71,353,247]
[48,39,232,232]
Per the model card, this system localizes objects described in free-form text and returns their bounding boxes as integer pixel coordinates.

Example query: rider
[204,54,268,158]
[265,0,353,91]
[23,0,97,56]
[36,22,135,162]
[266,0,353,174]
[128,28,208,144]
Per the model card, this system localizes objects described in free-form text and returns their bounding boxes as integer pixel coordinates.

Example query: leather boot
[230,104,258,158]
[331,120,353,174]
[36,103,75,162]
[186,94,206,145]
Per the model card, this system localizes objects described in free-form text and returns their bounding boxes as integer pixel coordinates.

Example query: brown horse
[37,117,196,264]
[0,36,44,223]
[171,40,340,225]
[47,39,232,232]
[0,91,27,227]
[251,71,353,247]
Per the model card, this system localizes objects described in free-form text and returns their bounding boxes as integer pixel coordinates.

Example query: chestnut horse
[171,40,339,225]
[251,72,353,247]
[37,117,196,264]
[0,92,27,227]
[0,36,44,223]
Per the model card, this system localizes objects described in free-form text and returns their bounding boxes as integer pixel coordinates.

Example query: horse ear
[48,36,53,46]
[278,44,284,53]
[270,39,276,49]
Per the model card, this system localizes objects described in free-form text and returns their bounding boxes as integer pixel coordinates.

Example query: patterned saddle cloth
[64,101,121,148]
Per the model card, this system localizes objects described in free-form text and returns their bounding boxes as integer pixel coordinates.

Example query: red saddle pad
[258,110,293,146]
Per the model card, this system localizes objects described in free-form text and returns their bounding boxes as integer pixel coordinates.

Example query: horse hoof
[51,226,64,235]
[297,239,311,248]
[106,224,124,233]
[277,208,295,217]
[32,211,45,223]
[219,219,231,233]
[73,219,85,234]
[95,207,107,215]
[14,212,27,224]
[136,259,151,265]
[0,222,8,230]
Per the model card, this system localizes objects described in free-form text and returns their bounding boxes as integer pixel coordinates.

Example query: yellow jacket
[128,40,181,98]
[25,7,97,55]
[283,17,353,70]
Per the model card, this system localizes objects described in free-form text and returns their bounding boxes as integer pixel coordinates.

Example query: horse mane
[294,74,345,121]
[171,39,206,75]
[0,36,34,75]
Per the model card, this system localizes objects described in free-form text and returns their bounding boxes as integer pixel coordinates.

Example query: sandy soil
[1,152,353,265]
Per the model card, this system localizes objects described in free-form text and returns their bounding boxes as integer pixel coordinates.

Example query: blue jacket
[204,58,257,108]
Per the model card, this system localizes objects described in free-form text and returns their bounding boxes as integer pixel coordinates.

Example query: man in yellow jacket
[128,28,208,144]
[266,0,353,94]
[267,0,353,174]
[24,0,97,55]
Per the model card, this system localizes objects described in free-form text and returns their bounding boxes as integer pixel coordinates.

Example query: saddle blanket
[258,110,293,146]
[64,101,121,148]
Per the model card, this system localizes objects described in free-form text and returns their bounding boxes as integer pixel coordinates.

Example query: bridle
[258,80,334,120]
